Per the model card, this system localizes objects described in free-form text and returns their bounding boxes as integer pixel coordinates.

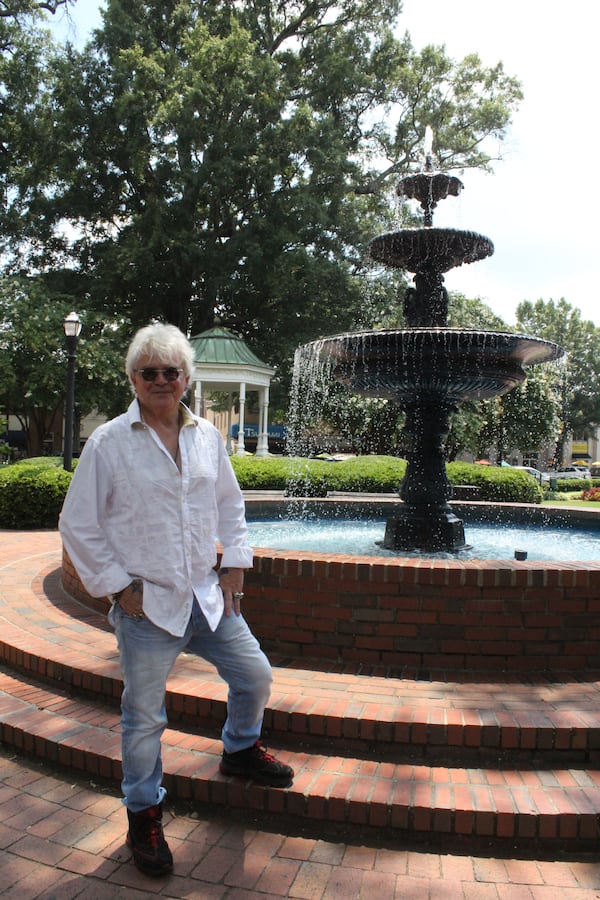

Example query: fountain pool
[247,516,600,561]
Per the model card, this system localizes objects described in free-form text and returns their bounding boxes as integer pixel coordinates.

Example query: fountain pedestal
[382,507,467,552]
[383,398,469,551]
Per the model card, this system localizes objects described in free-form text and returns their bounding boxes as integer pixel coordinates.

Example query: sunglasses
[134,367,184,382]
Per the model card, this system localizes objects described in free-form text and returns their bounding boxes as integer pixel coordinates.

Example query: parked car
[556,466,590,480]
[574,465,591,478]
[511,465,544,484]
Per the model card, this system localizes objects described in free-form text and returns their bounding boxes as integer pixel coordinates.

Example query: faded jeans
[113,596,273,812]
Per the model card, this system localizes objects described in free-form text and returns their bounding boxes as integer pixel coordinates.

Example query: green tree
[0,4,53,256]
[0,276,130,456]
[443,294,560,462]
[515,298,600,464]
[10,1,522,372]
[477,368,561,465]
[1,1,71,14]
[443,293,510,459]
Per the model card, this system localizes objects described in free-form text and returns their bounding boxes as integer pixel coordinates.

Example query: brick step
[3,568,600,765]
[1,667,599,847]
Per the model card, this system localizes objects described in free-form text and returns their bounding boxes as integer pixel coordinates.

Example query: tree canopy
[0,0,529,451]
[515,298,600,462]
[3,0,522,365]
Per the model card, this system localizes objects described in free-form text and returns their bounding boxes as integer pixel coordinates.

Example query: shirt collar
[127,398,199,429]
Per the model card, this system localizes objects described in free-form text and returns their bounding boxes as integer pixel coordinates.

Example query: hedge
[1,455,596,530]
[0,461,73,529]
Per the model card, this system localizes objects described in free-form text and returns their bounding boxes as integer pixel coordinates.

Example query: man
[60,322,293,878]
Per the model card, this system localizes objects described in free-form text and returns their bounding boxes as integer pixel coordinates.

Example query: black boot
[126,802,173,877]
[220,740,294,787]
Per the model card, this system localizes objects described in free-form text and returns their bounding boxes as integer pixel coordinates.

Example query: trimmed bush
[230,455,407,496]
[227,455,291,490]
[446,462,543,504]
[0,460,73,529]
[552,477,592,493]
[231,456,543,503]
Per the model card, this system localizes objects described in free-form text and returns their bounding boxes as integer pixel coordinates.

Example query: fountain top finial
[398,128,463,226]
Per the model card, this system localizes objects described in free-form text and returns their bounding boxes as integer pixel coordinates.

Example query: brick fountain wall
[62,496,600,676]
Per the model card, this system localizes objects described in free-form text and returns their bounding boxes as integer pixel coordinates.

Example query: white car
[556,466,590,480]
[511,466,544,484]
[574,466,591,478]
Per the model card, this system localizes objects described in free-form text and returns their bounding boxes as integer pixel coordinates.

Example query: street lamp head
[63,311,82,339]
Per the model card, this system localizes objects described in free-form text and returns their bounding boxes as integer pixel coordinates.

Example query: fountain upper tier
[373,155,493,276]
[369,228,494,274]
[314,329,563,403]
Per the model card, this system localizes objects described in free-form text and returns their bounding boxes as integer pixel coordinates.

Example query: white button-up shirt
[59,399,253,635]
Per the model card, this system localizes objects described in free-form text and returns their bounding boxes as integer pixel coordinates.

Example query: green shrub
[446,462,543,503]
[552,477,592,492]
[12,456,65,468]
[228,455,291,490]
[231,456,543,503]
[230,455,407,495]
[0,460,73,529]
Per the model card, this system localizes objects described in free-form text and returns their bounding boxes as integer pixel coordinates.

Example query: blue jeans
[113,597,273,812]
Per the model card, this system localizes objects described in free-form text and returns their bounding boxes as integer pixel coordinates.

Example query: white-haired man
[60,322,293,878]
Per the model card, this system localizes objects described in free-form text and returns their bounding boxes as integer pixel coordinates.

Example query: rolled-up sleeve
[59,437,132,598]
[215,439,254,570]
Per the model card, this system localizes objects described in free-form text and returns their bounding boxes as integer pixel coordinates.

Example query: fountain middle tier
[314,328,563,402]
[369,227,494,272]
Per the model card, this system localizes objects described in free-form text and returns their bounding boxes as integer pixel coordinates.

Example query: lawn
[542,492,600,509]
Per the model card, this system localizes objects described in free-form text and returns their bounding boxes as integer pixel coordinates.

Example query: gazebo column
[236,382,247,455]
[255,386,270,457]
[194,380,202,417]
[225,392,233,455]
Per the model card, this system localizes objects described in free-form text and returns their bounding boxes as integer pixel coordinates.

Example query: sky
[51,0,600,327]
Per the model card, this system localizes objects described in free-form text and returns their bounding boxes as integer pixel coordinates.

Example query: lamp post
[63,312,82,471]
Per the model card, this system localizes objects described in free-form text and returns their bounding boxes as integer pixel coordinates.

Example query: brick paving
[1,529,600,897]
[2,746,600,898]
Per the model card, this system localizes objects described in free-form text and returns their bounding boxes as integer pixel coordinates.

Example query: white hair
[125,323,195,383]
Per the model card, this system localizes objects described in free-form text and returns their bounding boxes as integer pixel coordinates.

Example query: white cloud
[399,0,600,325]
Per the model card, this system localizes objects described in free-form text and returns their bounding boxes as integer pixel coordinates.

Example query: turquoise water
[247,518,600,561]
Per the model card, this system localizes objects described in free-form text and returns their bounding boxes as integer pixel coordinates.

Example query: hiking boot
[126,802,173,877]
[220,741,294,787]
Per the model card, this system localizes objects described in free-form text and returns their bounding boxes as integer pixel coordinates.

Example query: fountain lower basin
[61,497,600,676]
[317,328,563,401]
[300,329,563,553]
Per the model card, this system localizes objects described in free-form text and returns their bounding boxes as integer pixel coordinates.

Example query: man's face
[131,357,190,421]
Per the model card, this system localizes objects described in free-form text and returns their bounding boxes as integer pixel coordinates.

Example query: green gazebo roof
[189,327,272,370]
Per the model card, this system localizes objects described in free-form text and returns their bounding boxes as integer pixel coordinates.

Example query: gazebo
[189,327,275,456]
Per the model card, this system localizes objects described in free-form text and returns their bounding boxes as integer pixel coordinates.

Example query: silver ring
[233,592,244,600]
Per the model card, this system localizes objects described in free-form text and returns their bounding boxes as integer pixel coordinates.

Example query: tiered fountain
[62,135,598,680]
[298,132,563,552]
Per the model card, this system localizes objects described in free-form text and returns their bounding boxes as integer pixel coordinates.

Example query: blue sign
[231,424,287,439]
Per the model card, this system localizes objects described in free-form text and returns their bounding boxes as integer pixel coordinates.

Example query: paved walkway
[1,530,600,898]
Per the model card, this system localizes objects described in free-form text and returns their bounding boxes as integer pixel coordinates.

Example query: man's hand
[218,567,245,617]
[113,578,144,619]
